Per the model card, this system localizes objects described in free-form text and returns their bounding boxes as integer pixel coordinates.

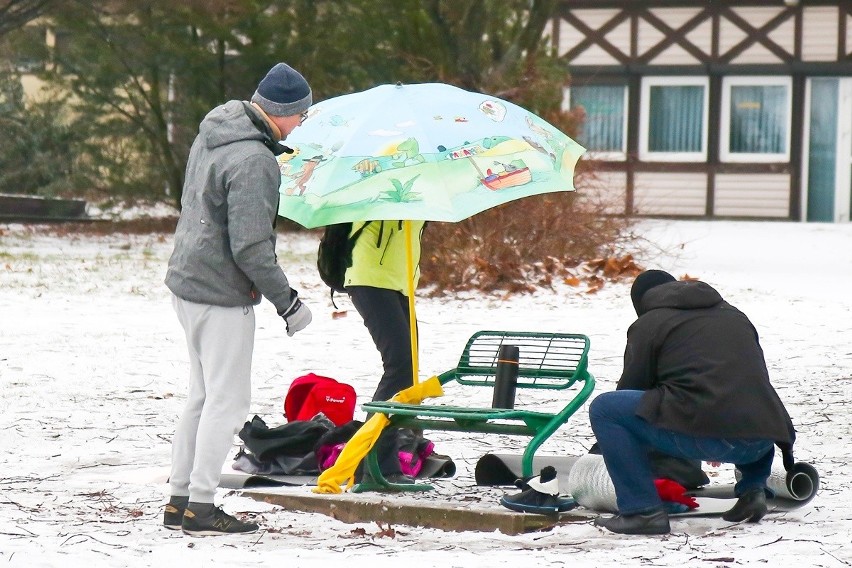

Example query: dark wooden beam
[638,7,714,65]
[719,7,797,64]
[581,162,792,174]
[565,61,852,75]
[559,1,843,8]
[706,74,723,216]
[788,74,806,221]
[560,9,632,64]
[626,75,642,215]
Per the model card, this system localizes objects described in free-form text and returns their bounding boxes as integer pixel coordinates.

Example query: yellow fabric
[344,220,425,296]
[313,376,444,494]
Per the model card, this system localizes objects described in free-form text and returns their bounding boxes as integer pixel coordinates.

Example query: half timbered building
[555,0,852,221]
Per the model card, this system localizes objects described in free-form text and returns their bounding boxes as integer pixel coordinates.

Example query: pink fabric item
[399,452,418,476]
[399,440,435,477]
[319,439,437,476]
[317,443,345,471]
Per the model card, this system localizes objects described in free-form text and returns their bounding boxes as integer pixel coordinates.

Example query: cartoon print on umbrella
[276,83,584,228]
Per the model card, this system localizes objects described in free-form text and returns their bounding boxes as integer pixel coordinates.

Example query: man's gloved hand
[280,290,312,337]
[654,478,699,510]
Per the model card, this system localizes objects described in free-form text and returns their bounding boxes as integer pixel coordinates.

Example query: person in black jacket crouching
[590,270,796,535]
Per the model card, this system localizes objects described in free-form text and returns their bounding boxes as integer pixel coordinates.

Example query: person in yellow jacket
[344,220,426,402]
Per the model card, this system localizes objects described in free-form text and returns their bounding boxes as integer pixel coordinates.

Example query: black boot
[722,488,767,523]
[594,508,670,535]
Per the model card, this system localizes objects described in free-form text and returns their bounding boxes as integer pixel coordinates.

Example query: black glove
[280,290,312,337]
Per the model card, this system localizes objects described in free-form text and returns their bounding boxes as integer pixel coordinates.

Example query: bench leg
[520,378,597,477]
[521,428,555,478]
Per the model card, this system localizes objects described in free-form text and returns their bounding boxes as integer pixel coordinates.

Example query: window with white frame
[564,84,628,159]
[640,77,709,162]
[720,76,792,163]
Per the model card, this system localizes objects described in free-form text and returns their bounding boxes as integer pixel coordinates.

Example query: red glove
[655,478,699,509]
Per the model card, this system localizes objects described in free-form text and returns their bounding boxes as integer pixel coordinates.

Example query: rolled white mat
[735,461,819,502]
[567,454,820,513]
[565,453,618,513]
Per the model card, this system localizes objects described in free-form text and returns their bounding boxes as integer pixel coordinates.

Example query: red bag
[284,373,356,426]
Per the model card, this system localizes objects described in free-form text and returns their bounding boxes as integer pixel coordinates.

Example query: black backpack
[317,222,370,304]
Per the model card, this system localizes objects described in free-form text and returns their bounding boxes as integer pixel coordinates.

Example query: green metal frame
[352,330,596,493]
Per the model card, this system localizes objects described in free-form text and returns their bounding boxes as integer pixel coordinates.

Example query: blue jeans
[589,390,775,515]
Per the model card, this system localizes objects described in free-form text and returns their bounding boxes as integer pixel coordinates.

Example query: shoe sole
[182,527,259,536]
[594,516,671,535]
[500,497,559,515]
[163,523,182,530]
[500,496,577,515]
[722,501,768,523]
[722,510,767,523]
[605,526,671,535]
[594,519,670,535]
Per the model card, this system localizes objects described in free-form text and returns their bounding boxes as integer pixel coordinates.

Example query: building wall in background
[557,1,852,222]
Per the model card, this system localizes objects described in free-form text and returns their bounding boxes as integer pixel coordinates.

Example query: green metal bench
[355,330,595,492]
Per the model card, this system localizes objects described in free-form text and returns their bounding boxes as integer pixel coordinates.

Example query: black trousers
[348,285,418,478]
[347,285,416,402]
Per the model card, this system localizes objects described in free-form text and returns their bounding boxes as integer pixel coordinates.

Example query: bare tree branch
[0,0,55,37]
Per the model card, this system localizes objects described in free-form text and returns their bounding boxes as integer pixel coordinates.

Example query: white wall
[634,172,706,215]
[714,174,790,217]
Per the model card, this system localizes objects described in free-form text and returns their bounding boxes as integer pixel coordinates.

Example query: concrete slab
[243,486,596,535]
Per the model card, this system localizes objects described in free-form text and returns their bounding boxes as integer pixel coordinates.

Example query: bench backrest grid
[454,331,589,389]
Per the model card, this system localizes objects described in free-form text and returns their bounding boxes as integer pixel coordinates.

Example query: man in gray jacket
[163,62,313,536]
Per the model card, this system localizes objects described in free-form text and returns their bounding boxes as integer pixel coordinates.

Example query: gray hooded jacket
[165,100,293,313]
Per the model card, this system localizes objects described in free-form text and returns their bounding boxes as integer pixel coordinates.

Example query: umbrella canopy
[276,82,585,228]
[276,82,585,393]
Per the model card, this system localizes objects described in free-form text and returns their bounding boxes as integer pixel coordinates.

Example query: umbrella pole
[404,220,419,385]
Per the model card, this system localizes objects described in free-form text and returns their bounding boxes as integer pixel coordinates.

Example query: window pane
[648,85,704,152]
[729,85,787,154]
[571,85,625,152]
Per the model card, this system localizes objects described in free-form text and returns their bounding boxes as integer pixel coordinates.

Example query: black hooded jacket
[618,280,795,461]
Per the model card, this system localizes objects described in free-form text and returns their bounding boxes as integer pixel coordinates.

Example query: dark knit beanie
[251,63,312,117]
[630,269,676,315]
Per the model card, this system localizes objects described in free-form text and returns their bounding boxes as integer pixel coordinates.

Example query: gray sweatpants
[169,295,255,503]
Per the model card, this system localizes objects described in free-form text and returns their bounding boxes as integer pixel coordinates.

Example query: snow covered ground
[1,218,850,567]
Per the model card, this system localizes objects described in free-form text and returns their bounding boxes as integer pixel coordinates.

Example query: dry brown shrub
[419,169,642,296]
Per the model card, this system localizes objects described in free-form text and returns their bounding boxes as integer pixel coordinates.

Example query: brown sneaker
[181,502,259,536]
[163,496,188,530]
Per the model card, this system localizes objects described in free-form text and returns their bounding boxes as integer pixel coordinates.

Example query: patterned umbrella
[277,82,585,386]
[277,82,585,228]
